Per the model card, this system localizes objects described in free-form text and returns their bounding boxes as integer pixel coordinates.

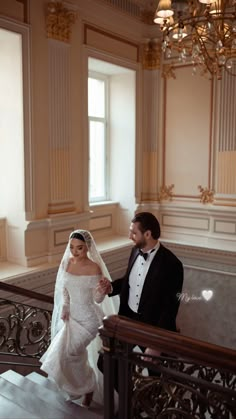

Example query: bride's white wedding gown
[40,272,109,402]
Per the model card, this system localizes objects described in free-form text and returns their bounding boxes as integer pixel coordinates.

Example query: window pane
[89,121,106,200]
[88,78,105,118]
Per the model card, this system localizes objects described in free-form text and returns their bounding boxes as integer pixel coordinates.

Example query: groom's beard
[135,237,147,250]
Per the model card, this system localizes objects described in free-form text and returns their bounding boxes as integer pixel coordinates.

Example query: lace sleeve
[63,287,70,305]
[93,286,105,304]
[61,287,70,319]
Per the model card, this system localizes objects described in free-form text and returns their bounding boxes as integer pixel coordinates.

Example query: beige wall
[0,0,235,266]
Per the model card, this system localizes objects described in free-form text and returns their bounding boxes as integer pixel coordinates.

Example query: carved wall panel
[163,66,212,198]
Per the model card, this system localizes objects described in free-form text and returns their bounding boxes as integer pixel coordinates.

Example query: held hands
[142,347,161,363]
[96,277,112,296]
[61,305,70,321]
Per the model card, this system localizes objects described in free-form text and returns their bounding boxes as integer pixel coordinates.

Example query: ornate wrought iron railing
[0,281,53,367]
[99,315,236,419]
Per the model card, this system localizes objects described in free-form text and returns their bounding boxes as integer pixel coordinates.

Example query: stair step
[26,371,104,418]
[2,370,82,417]
[0,375,72,419]
[26,371,59,392]
[0,393,40,419]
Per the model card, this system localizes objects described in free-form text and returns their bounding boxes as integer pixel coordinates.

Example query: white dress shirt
[128,242,160,313]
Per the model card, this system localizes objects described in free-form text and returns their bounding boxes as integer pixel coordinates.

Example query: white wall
[0,28,24,220]
[0,28,25,263]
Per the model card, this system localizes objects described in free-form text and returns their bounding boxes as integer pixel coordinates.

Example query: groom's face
[129,222,147,249]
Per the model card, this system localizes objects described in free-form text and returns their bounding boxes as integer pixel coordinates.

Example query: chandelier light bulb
[198,0,215,3]
[226,59,233,69]
[156,0,174,18]
[209,0,222,14]
[172,25,188,40]
[153,13,165,25]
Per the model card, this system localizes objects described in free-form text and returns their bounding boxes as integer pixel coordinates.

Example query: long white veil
[50,229,119,404]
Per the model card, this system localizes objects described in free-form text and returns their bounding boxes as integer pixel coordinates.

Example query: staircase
[0,370,104,419]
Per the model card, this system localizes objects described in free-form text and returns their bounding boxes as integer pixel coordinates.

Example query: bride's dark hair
[69,230,92,248]
[70,232,85,242]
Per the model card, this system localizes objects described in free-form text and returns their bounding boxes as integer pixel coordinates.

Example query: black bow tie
[139,250,148,260]
[139,248,155,261]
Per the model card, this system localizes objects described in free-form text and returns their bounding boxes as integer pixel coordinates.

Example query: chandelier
[154,0,236,78]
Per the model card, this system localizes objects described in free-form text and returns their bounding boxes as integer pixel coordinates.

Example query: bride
[40,229,118,408]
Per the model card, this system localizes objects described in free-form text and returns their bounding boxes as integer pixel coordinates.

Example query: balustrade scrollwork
[100,315,236,419]
[131,353,236,419]
[0,298,52,359]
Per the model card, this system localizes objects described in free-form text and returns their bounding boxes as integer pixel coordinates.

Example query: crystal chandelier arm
[154,0,236,78]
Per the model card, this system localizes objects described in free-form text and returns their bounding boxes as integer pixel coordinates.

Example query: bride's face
[69,238,88,261]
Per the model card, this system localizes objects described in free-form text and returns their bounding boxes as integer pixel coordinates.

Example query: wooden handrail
[0,281,53,304]
[100,315,236,373]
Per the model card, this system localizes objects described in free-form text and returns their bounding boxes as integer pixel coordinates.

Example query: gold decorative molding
[161,64,176,79]
[142,39,161,70]
[140,185,175,203]
[159,184,175,201]
[198,185,215,204]
[46,1,77,43]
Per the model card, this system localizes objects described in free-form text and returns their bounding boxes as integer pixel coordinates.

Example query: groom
[97,211,184,376]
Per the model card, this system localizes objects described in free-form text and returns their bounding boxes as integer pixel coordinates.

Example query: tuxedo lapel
[128,248,139,274]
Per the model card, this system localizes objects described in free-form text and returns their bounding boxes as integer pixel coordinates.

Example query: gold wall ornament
[161,64,176,79]
[198,185,215,204]
[46,1,77,43]
[159,184,175,201]
[142,39,161,70]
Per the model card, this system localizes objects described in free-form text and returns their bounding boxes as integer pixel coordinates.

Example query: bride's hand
[142,347,161,362]
[61,312,69,321]
[61,305,69,321]
[96,277,112,295]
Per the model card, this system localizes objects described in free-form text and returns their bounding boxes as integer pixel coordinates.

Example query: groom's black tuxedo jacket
[110,243,184,332]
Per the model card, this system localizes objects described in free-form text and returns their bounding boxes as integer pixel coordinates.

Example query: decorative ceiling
[97,0,158,23]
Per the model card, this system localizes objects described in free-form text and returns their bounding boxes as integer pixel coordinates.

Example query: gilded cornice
[198,185,215,204]
[46,1,77,43]
[142,39,161,70]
